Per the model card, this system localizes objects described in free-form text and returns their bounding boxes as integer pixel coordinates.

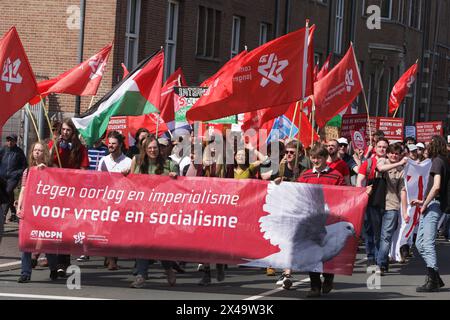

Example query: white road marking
[0,261,21,268]
[0,293,112,300]
[244,278,310,300]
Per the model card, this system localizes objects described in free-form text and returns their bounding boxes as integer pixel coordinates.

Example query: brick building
[1,0,449,147]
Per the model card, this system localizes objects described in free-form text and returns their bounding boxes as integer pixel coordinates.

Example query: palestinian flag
[72,50,164,146]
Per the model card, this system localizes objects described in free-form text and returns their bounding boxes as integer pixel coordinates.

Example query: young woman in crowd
[411,135,449,292]
[16,142,53,282]
[47,118,89,278]
[128,134,179,288]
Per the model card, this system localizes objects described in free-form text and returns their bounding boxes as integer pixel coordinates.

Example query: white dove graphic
[241,182,356,272]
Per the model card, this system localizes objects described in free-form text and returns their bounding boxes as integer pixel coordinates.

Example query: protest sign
[415,121,443,143]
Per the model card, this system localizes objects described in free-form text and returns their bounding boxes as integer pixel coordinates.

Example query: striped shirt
[297,166,345,186]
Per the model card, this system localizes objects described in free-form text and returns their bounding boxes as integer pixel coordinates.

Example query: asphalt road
[1,220,450,301]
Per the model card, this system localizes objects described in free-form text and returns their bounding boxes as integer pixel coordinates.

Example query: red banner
[415,121,443,143]
[20,168,368,275]
[377,117,404,142]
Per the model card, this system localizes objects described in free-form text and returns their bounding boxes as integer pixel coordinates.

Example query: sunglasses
[338,144,348,148]
[286,150,297,155]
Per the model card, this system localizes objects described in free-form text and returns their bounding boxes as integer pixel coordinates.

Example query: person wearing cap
[0,134,27,225]
[158,137,173,160]
[416,143,426,162]
[406,143,419,162]
[337,137,359,185]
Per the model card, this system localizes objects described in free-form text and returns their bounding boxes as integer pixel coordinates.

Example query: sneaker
[276,273,290,286]
[76,255,89,262]
[17,275,30,283]
[49,270,58,281]
[306,287,322,298]
[266,267,276,276]
[57,269,66,278]
[130,275,145,288]
[379,267,386,276]
[282,277,293,290]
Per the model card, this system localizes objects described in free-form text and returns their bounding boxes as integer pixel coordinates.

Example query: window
[380,0,392,19]
[409,0,422,29]
[362,0,391,19]
[165,1,179,78]
[125,0,141,69]
[334,0,344,55]
[259,22,270,45]
[231,16,241,58]
[196,6,221,59]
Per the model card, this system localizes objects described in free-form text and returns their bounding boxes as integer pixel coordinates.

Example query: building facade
[1,0,449,145]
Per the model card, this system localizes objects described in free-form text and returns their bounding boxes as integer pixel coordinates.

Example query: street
[1,220,450,301]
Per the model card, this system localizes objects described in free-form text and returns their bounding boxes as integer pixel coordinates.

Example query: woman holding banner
[128,135,179,288]
[47,118,89,278]
[16,142,54,283]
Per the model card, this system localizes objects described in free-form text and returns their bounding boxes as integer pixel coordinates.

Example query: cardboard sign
[377,117,404,142]
[325,126,340,141]
[351,130,367,151]
[415,121,443,143]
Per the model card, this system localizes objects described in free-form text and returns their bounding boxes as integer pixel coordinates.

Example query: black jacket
[0,145,27,182]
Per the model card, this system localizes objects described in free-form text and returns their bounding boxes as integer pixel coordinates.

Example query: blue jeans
[21,252,32,277]
[363,206,382,262]
[416,201,443,270]
[377,210,399,268]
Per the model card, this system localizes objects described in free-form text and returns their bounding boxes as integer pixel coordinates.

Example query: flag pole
[25,104,40,140]
[40,97,62,168]
[350,42,372,146]
[311,95,316,146]
[288,101,300,139]
[294,100,303,180]
[88,95,96,109]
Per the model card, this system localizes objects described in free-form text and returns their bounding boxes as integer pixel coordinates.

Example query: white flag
[390,158,432,261]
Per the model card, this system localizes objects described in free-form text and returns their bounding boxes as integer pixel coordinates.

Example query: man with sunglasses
[337,137,360,185]
[326,139,350,186]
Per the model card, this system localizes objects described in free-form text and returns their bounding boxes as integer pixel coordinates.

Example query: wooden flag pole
[156,113,160,138]
[88,95,96,109]
[41,98,62,168]
[25,104,40,140]
[392,107,399,119]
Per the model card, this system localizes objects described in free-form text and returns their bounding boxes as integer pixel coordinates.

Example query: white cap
[416,143,425,149]
[408,144,418,151]
[337,137,349,145]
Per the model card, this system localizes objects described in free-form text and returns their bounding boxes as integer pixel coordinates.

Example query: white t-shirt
[97,154,132,173]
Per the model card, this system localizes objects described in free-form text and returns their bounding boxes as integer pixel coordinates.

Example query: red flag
[0,27,38,127]
[242,104,290,132]
[187,26,315,122]
[121,63,129,79]
[313,63,319,83]
[314,45,362,128]
[33,43,112,100]
[388,62,418,115]
[159,68,186,124]
[316,53,332,82]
